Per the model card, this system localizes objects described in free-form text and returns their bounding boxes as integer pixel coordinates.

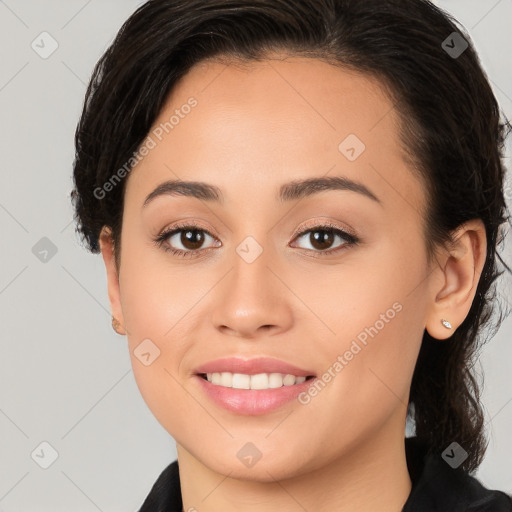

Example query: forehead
[125,56,425,219]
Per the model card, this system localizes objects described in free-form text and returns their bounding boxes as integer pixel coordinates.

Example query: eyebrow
[142,176,381,208]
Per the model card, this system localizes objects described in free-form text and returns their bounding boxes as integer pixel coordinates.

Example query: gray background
[0,0,511,510]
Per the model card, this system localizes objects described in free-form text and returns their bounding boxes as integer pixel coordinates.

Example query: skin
[99,55,486,512]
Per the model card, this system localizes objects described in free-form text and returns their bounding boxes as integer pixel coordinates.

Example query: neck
[177,427,412,512]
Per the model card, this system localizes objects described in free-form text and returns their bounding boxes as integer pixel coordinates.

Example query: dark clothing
[401,437,512,511]
[138,436,512,511]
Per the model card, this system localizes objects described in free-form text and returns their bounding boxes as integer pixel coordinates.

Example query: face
[104,56,435,481]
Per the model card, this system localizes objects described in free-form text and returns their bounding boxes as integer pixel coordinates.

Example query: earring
[112,315,124,334]
[441,319,452,329]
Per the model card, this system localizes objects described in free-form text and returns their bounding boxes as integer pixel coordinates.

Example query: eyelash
[153,221,359,259]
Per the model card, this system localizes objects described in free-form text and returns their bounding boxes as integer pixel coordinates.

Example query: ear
[425,219,487,340]
[99,226,126,335]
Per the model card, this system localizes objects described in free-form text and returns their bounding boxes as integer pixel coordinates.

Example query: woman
[70,0,512,510]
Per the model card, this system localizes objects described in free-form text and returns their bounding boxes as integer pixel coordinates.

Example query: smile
[200,372,314,389]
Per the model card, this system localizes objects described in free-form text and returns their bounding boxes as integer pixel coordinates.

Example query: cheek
[300,310,421,455]
[119,233,194,339]
[130,357,195,442]
[117,240,198,426]
[307,235,427,410]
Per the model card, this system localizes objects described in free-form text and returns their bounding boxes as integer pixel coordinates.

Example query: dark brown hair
[70,0,511,472]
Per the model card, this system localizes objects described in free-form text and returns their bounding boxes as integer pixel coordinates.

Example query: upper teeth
[206,372,307,389]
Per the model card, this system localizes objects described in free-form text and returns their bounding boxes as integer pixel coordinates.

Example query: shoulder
[403,437,512,511]
[137,460,182,512]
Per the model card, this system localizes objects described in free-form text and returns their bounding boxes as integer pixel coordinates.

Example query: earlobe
[425,219,487,340]
[99,226,127,335]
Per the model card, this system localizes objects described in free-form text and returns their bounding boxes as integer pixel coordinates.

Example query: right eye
[154,224,221,257]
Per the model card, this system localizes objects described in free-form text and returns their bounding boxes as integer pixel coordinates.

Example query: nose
[210,242,294,339]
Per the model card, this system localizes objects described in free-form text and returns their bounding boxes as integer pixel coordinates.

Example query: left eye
[291,226,357,253]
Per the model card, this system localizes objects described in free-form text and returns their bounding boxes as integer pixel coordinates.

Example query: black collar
[138,436,512,511]
[402,436,512,511]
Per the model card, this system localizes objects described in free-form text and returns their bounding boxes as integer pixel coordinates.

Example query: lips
[193,357,316,378]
